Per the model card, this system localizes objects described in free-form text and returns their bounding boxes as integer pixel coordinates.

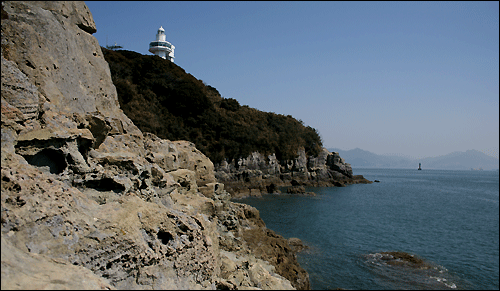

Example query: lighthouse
[149,26,175,62]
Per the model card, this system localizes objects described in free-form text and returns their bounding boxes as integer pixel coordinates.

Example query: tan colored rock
[199,182,229,200]
[249,262,295,290]
[1,57,43,121]
[143,133,216,187]
[1,161,221,289]
[218,249,295,290]
[14,127,94,174]
[2,1,109,115]
[241,227,310,290]
[1,237,115,290]
[169,169,198,195]
[2,1,141,136]
[172,140,217,186]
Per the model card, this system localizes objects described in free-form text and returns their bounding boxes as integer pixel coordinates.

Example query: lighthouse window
[149,42,171,49]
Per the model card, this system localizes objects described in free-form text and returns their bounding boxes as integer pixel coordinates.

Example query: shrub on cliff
[102,48,323,164]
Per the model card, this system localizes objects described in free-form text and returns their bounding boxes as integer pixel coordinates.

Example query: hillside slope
[102,49,373,196]
[102,48,323,164]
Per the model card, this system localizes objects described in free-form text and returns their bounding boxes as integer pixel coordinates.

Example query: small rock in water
[379,251,431,269]
[287,237,309,253]
[287,186,305,194]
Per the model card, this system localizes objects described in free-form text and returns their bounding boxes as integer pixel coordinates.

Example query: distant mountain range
[327,148,499,171]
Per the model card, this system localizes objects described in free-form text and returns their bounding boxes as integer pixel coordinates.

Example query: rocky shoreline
[1,1,368,289]
[215,149,372,199]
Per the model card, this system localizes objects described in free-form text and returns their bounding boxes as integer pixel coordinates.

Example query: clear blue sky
[86,1,499,159]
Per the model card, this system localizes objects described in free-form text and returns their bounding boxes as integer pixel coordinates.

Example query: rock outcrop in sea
[215,148,372,198]
[1,1,309,289]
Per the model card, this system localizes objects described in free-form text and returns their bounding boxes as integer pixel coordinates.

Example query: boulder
[144,134,216,187]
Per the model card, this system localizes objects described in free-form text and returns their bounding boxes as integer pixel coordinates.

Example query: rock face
[1,1,308,289]
[215,147,372,198]
[1,1,119,117]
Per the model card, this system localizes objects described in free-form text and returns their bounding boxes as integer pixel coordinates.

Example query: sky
[86,1,499,159]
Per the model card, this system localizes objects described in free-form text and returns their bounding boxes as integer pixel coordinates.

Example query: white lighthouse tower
[149,26,175,62]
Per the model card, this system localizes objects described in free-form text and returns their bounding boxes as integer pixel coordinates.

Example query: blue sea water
[238,168,499,290]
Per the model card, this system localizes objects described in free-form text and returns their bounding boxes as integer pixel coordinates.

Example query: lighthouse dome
[158,26,165,32]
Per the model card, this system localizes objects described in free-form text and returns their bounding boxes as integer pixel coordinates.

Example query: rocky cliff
[215,147,372,198]
[1,1,309,289]
[98,40,372,196]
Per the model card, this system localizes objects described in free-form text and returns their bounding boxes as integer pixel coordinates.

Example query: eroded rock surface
[1,1,308,289]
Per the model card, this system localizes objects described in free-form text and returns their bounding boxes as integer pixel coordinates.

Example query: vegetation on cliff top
[102,48,322,164]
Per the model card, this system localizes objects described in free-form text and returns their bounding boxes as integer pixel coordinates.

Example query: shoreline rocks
[215,148,372,199]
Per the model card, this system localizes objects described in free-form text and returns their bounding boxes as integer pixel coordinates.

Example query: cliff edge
[1,1,308,289]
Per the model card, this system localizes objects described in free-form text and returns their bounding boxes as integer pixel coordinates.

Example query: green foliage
[102,48,323,164]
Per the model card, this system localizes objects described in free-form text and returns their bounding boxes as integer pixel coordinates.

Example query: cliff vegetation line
[102,48,323,164]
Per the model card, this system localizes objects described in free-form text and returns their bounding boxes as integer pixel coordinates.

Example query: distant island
[327,148,499,171]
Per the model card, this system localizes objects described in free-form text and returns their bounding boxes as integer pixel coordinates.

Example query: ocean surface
[238,168,499,290]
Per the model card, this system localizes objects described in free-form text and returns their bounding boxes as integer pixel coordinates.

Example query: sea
[237,168,499,290]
